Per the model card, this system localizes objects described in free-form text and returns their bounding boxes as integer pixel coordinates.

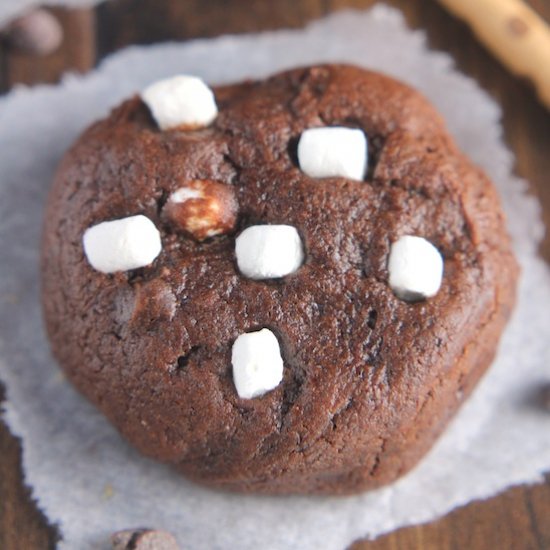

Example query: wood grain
[96,0,325,58]
[0,1,549,548]
[356,475,550,549]
[0,388,59,549]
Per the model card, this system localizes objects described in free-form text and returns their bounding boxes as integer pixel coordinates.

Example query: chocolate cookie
[41,65,518,494]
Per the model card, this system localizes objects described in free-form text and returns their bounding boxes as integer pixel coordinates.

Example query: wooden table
[1,1,549,548]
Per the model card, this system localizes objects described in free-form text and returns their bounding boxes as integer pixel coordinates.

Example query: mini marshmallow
[169,187,203,203]
[164,180,238,240]
[83,215,162,274]
[232,328,284,399]
[141,75,218,131]
[297,127,368,181]
[388,235,444,301]
[235,224,304,280]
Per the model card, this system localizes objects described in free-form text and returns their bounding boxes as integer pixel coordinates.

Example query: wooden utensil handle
[438,0,550,109]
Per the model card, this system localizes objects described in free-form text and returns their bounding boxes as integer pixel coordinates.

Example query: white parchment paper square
[1,6,549,550]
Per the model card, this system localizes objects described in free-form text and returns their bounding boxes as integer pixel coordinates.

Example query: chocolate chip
[111,528,179,550]
[5,9,63,56]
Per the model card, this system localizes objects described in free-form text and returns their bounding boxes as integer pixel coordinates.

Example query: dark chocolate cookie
[41,65,518,494]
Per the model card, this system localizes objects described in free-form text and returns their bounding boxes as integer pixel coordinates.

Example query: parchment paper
[1,6,549,550]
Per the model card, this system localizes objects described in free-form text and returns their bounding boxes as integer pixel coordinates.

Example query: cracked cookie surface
[41,65,518,494]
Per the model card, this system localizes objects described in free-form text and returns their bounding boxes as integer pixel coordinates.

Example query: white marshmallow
[297,127,367,181]
[388,235,443,300]
[235,225,304,280]
[141,75,218,131]
[83,215,162,274]
[232,328,284,399]
[169,187,203,203]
